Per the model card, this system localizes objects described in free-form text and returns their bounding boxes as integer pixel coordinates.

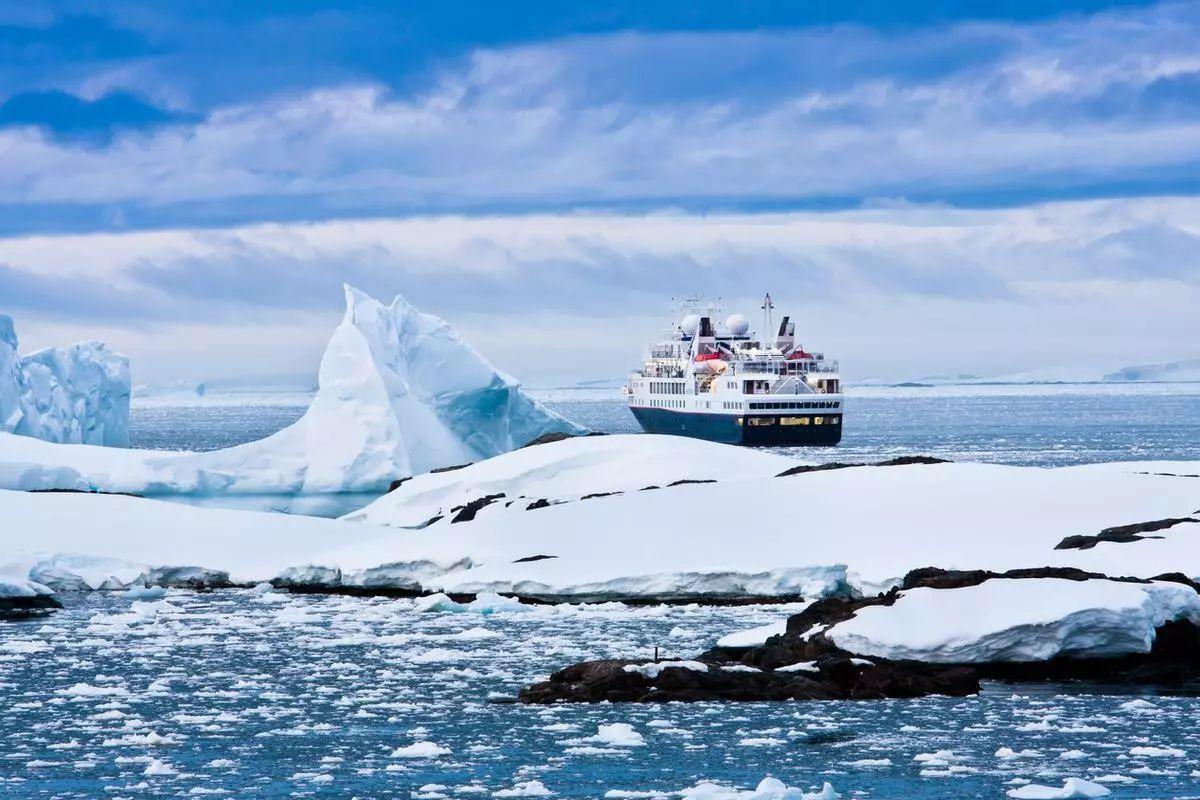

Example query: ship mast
[761,292,774,348]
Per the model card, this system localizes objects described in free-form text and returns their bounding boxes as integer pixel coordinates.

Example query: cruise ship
[626,295,843,446]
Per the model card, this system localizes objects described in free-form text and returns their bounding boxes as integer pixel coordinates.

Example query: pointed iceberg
[259,285,586,490]
[0,315,131,447]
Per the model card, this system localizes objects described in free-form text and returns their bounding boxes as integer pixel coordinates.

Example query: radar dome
[725,313,750,336]
[680,314,701,335]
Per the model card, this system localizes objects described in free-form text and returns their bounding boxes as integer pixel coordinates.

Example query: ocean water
[4,591,1198,799]
[132,383,1200,467]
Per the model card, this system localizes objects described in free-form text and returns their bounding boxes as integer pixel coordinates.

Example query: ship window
[748,417,775,426]
[814,416,824,425]
[831,416,840,424]
[781,416,806,426]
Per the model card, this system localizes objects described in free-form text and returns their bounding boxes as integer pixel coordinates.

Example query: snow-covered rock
[825,579,1200,662]
[344,434,798,527]
[0,286,582,507]
[0,315,130,446]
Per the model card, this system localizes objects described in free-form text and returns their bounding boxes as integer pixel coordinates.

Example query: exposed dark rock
[580,491,620,501]
[776,455,949,478]
[639,485,660,491]
[667,478,718,487]
[0,594,62,619]
[520,431,603,449]
[431,463,471,475]
[518,656,977,704]
[387,477,411,493]
[1055,517,1198,550]
[526,498,552,511]
[513,554,557,563]
[975,618,1200,691]
[29,488,143,498]
[450,493,506,523]
[875,455,951,466]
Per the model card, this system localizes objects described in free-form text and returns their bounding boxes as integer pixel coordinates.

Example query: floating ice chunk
[413,593,466,613]
[678,778,839,800]
[623,661,709,679]
[467,592,526,614]
[390,741,451,759]
[995,748,1041,759]
[716,619,789,649]
[586,723,645,747]
[492,781,553,797]
[845,758,891,767]
[1005,778,1111,799]
[1117,699,1160,714]
[1129,745,1185,757]
[143,759,177,776]
[122,585,167,600]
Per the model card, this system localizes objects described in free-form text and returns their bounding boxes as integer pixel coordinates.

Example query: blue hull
[629,407,842,446]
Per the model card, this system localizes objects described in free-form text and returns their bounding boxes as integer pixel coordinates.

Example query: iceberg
[0,315,130,447]
[0,286,584,509]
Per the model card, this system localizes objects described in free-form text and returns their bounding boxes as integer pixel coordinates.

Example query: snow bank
[0,286,581,504]
[345,434,797,527]
[327,460,1200,598]
[827,579,1200,662]
[0,315,130,446]
[3,456,1200,603]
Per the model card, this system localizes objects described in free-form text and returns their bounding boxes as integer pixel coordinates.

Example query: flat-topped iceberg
[0,315,130,447]
[0,286,583,509]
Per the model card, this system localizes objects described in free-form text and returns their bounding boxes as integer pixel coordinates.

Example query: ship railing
[769,377,817,395]
[727,360,840,376]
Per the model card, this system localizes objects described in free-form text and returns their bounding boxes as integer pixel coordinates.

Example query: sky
[1,0,1198,385]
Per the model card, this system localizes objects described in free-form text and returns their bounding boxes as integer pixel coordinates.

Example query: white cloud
[2,4,1200,211]
[3,197,1198,384]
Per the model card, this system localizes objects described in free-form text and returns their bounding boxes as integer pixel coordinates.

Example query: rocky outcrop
[0,594,62,618]
[518,656,977,704]
[775,455,949,478]
[1055,517,1199,551]
[519,566,1200,703]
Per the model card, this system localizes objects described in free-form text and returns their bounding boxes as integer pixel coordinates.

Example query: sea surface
[132,383,1200,467]
[4,591,1199,799]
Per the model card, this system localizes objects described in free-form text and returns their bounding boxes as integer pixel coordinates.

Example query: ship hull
[629,407,842,446]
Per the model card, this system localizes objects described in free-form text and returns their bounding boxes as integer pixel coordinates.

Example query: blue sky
[1,1,1198,383]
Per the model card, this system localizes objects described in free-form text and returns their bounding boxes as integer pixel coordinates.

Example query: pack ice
[0,286,583,505]
[0,315,130,447]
